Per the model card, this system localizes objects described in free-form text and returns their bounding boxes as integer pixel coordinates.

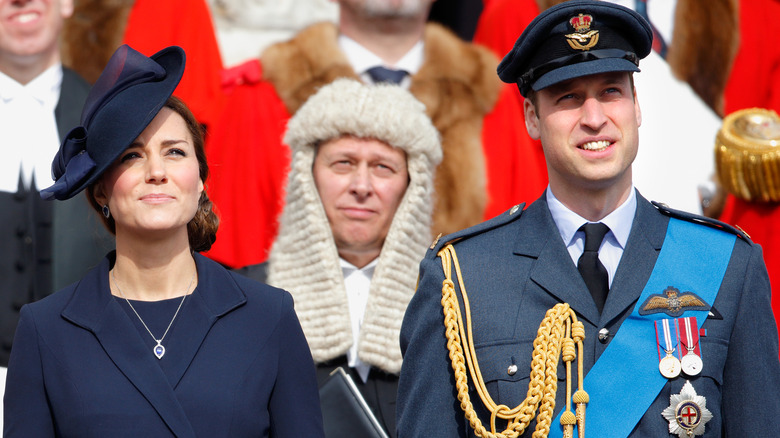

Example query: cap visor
[532,58,640,92]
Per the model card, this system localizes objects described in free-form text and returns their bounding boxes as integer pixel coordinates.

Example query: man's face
[524,71,641,195]
[0,0,73,66]
[337,0,432,19]
[313,136,409,262]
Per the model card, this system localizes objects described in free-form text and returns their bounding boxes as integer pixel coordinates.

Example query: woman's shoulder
[196,254,293,315]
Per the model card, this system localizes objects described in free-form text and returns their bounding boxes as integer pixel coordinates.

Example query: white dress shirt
[340,257,379,383]
[0,64,63,193]
[338,34,424,89]
[547,187,637,287]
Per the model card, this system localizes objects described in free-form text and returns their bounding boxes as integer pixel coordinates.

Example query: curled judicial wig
[267,78,442,373]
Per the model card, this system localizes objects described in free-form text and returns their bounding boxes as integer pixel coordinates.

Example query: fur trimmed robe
[262,22,501,234]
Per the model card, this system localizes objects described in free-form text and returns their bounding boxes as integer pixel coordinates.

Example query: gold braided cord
[715,108,780,202]
[439,244,588,438]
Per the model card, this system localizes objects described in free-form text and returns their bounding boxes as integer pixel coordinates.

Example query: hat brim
[532,57,640,92]
[65,46,185,198]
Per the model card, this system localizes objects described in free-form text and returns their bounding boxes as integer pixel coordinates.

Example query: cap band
[519,48,638,94]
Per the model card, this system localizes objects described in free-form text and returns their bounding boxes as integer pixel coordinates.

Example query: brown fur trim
[62,0,133,84]
[261,22,501,235]
[262,23,359,114]
[666,0,739,116]
[536,0,739,116]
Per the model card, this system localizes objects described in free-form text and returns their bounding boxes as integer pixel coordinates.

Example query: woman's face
[95,107,203,240]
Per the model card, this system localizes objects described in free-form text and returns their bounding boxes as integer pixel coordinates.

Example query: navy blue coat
[3,253,324,437]
[398,192,780,437]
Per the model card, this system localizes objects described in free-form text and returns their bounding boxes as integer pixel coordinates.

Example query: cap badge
[639,286,710,317]
[566,13,599,51]
[662,380,712,437]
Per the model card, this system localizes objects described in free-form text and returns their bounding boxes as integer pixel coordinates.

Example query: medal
[655,318,681,379]
[677,317,703,376]
[662,380,713,437]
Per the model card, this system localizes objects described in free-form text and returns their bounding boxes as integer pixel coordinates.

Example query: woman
[3,45,324,438]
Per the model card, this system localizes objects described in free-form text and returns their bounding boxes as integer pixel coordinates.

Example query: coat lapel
[61,253,246,438]
[514,197,601,326]
[601,193,668,325]
[161,254,246,388]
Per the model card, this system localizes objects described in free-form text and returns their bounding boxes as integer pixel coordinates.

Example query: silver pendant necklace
[112,269,195,359]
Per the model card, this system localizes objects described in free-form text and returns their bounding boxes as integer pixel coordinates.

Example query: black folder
[318,367,390,438]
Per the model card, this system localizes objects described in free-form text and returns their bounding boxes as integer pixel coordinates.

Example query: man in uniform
[397,1,780,436]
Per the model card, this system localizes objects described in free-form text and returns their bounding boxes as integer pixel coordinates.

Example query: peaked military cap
[498,0,652,96]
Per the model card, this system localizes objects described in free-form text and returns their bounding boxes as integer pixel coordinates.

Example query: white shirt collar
[547,186,637,250]
[339,257,379,278]
[338,34,424,85]
[0,64,62,109]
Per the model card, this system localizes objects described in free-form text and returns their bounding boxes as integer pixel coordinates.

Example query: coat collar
[513,190,667,326]
[61,252,246,438]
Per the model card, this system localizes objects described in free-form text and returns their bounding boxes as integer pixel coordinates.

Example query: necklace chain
[112,269,195,359]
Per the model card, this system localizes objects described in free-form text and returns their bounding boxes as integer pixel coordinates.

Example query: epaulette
[651,201,752,243]
[425,203,527,258]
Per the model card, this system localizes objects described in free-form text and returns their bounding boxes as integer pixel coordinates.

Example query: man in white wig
[238,78,442,437]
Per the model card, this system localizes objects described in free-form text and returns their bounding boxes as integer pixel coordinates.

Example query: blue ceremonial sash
[549,218,735,438]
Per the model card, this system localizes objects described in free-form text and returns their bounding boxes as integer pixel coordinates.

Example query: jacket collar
[61,252,245,437]
[513,190,666,326]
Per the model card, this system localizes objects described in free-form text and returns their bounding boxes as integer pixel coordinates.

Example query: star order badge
[662,381,713,437]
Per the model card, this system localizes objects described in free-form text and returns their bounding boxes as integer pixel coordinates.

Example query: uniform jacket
[0,68,113,366]
[204,22,546,268]
[3,252,324,438]
[397,192,780,436]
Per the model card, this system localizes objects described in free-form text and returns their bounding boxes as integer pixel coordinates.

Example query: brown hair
[86,96,219,252]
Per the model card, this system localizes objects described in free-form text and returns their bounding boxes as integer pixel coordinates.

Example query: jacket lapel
[61,253,246,438]
[601,193,668,325]
[514,197,601,326]
[161,253,246,388]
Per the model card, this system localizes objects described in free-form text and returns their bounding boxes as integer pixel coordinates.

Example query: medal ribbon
[655,318,680,361]
[678,316,701,357]
[549,218,735,438]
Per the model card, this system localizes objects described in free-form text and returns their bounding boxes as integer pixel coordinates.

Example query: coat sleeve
[3,306,56,437]
[268,292,325,437]
[721,243,780,433]
[397,254,468,437]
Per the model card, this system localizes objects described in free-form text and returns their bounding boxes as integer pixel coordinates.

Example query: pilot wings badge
[639,287,710,317]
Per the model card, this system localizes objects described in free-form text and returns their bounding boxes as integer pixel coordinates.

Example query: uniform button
[598,328,610,343]
[507,364,518,376]
[509,205,520,215]
[24,236,33,245]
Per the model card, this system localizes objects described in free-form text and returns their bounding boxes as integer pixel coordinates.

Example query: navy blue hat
[41,44,185,200]
[497,0,652,97]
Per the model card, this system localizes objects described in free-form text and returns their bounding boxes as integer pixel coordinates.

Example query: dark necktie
[366,66,408,85]
[635,0,668,58]
[578,222,610,313]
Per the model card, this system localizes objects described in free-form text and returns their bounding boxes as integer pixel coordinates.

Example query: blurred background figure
[61,0,224,129]
[0,0,113,426]
[203,0,540,269]
[239,79,442,437]
[207,0,338,67]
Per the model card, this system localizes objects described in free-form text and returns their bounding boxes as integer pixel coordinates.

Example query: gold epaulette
[715,108,780,202]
